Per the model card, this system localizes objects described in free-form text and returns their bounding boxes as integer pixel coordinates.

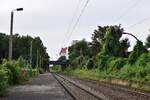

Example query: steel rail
[55,74,102,100]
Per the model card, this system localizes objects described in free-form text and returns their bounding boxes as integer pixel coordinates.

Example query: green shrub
[31,69,39,77]
[118,64,150,81]
[69,58,79,69]
[118,64,135,79]
[135,53,150,67]
[51,65,61,72]
[86,58,94,69]
[128,41,147,64]
[0,65,9,96]
[2,60,20,84]
[107,57,127,71]
[17,56,27,68]
[96,52,110,69]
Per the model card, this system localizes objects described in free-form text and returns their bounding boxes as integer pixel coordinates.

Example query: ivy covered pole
[36,50,39,68]
[30,41,32,68]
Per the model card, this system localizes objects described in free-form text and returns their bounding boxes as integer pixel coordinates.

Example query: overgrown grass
[63,67,150,91]
[50,65,62,72]
[62,52,150,90]
[64,68,103,80]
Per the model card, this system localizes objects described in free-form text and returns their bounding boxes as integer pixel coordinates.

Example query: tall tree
[102,25,123,56]
[145,34,150,48]
[120,38,130,57]
[91,26,108,56]
[0,33,9,60]
[0,32,50,70]
[129,40,147,64]
[68,39,91,68]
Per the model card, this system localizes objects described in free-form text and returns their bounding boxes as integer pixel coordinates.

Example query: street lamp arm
[123,32,139,41]
[16,8,23,11]
[12,8,23,12]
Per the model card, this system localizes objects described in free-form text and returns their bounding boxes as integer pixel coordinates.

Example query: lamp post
[9,8,23,60]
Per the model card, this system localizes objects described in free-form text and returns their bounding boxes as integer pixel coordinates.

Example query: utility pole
[39,55,41,67]
[30,41,32,68]
[36,50,39,68]
[41,57,43,68]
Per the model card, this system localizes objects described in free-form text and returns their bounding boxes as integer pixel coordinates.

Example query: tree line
[59,25,150,81]
[0,32,49,71]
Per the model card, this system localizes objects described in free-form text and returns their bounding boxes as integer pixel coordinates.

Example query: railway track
[74,77,150,100]
[53,73,150,100]
[53,73,103,100]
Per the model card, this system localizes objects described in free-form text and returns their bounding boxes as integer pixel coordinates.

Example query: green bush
[107,57,127,72]
[135,53,150,67]
[128,41,147,64]
[2,60,20,84]
[96,52,110,69]
[118,64,150,82]
[0,65,9,96]
[17,56,27,68]
[0,59,40,96]
[51,65,61,72]
[86,58,94,69]
[31,69,39,77]
[39,68,44,74]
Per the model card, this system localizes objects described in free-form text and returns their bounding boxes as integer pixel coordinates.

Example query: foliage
[118,64,150,81]
[68,39,92,68]
[0,65,9,96]
[128,41,147,64]
[38,68,44,74]
[64,25,150,83]
[96,52,110,69]
[135,53,150,67]
[91,26,108,56]
[51,65,62,72]
[0,58,40,96]
[120,38,130,57]
[69,39,91,58]
[17,56,27,68]
[58,56,68,71]
[145,34,150,48]
[86,58,94,69]
[102,25,123,56]
[107,57,127,73]
[0,33,49,71]
[2,60,20,84]
[30,69,39,77]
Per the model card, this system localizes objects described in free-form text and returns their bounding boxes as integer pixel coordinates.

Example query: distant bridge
[49,60,69,65]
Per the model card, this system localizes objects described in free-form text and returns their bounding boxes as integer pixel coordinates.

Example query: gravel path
[0,73,72,100]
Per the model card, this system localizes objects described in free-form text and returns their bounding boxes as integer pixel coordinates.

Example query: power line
[114,0,141,24]
[66,0,90,45]
[61,0,83,47]
[126,16,150,29]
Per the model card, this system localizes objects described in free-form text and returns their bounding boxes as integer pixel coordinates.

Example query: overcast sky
[0,0,150,60]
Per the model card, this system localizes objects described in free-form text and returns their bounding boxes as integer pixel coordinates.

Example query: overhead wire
[114,0,141,24]
[61,0,83,47]
[126,16,150,29]
[57,0,84,59]
[65,0,90,45]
